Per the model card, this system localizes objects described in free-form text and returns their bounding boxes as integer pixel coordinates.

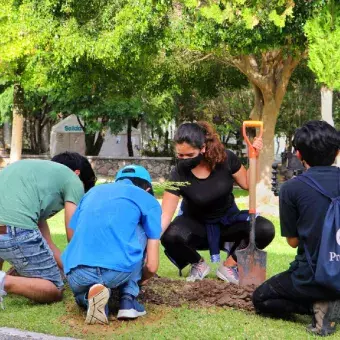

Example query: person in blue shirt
[62,165,161,325]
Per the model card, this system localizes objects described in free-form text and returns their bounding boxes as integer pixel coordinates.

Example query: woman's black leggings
[161,214,275,270]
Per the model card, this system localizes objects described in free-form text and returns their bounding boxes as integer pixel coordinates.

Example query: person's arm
[161,192,180,234]
[64,201,78,242]
[232,137,262,190]
[62,175,85,242]
[140,201,162,285]
[38,219,63,270]
[279,183,300,248]
[141,239,159,283]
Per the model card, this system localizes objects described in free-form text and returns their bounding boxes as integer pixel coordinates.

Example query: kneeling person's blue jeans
[66,225,146,309]
[0,226,63,289]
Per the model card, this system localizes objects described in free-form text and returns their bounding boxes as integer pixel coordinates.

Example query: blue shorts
[0,226,64,289]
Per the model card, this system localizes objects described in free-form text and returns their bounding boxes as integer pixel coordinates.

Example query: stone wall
[0,154,174,181]
[88,156,173,181]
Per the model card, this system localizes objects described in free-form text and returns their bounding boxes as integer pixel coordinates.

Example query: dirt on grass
[61,302,169,338]
[60,278,256,337]
[140,277,256,311]
[106,277,256,313]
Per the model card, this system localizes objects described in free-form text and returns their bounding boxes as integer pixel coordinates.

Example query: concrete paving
[0,328,77,340]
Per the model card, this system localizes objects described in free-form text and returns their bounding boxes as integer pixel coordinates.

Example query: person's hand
[139,278,151,287]
[139,273,160,287]
[252,137,263,157]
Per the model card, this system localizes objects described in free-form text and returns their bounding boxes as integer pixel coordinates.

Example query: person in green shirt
[0,152,96,307]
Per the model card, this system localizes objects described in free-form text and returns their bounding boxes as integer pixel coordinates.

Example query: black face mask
[176,153,204,172]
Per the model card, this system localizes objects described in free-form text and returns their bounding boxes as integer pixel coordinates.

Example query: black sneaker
[307,301,338,336]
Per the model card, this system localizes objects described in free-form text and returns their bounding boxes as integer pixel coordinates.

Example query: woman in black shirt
[161,121,275,283]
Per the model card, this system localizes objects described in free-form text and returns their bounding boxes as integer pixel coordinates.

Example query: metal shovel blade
[236,245,267,287]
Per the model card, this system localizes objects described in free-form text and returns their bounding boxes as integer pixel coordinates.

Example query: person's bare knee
[26,280,63,303]
[4,275,63,303]
[44,284,63,303]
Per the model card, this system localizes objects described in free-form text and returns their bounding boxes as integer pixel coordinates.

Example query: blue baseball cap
[115,165,152,184]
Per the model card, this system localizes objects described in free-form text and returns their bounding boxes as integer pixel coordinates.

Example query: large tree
[171,0,325,198]
[305,0,340,165]
[276,64,321,151]
[0,0,173,156]
[0,0,57,161]
[37,0,172,155]
[305,0,340,126]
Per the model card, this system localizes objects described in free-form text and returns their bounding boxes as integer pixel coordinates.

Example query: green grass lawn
[0,193,332,339]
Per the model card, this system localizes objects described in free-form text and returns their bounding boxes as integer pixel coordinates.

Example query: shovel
[236,120,267,287]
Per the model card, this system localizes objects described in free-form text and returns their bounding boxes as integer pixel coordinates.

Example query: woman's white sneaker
[216,265,239,284]
[186,260,210,282]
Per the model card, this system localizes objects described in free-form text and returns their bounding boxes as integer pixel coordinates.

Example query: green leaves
[268,6,294,28]
[305,1,340,90]
[0,85,13,122]
[242,8,259,29]
[174,0,323,55]
[0,0,175,140]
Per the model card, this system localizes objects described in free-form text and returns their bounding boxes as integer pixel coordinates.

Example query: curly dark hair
[174,121,226,169]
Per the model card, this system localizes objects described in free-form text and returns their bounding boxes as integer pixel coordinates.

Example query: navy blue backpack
[296,169,340,292]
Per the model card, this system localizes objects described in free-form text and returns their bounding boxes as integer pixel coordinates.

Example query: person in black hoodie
[253,121,340,337]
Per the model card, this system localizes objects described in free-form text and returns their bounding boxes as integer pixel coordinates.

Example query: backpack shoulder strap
[295,172,333,200]
[304,243,315,275]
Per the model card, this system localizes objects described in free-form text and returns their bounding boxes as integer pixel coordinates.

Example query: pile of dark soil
[110,277,256,312]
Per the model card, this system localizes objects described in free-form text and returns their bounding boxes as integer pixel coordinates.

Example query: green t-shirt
[0,159,84,229]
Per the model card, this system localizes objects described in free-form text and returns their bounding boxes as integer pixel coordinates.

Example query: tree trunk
[127,119,133,157]
[0,125,4,149]
[250,84,263,120]
[41,123,51,153]
[85,132,105,156]
[10,84,25,163]
[164,130,169,154]
[320,86,340,166]
[0,125,5,155]
[230,52,302,202]
[286,131,293,152]
[26,118,33,152]
[35,119,42,154]
[28,118,35,153]
[3,122,11,150]
[321,86,334,126]
[256,98,280,202]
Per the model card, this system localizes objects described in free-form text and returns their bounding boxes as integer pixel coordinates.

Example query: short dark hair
[116,177,154,196]
[292,120,340,166]
[51,152,96,192]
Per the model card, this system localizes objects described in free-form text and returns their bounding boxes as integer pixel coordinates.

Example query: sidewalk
[0,328,77,340]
